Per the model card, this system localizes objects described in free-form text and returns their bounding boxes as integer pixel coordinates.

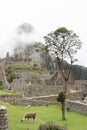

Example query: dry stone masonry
[66,100,87,115]
[0,106,9,130]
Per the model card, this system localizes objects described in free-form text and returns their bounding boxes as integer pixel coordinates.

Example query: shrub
[0,80,2,86]
[5,65,17,84]
[0,81,3,89]
[57,92,66,104]
[37,121,67,130]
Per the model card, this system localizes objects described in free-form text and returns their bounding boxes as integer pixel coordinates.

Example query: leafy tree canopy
[44,27,82,64]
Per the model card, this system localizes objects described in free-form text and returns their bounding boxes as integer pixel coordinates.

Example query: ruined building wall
[0,106,9,130]
[9,69,87,97]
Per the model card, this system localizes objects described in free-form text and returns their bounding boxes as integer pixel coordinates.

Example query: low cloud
[17,23,34,35]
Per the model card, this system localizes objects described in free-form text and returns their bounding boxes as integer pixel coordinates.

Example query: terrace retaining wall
[0,94,57,106]
[66,100,87,115]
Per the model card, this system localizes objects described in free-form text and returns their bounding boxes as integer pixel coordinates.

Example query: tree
[57,92,66,120]
[5,66,17,90]
[44,27,82,120]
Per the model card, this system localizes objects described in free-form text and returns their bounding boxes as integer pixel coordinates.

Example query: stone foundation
[0,106,9,130]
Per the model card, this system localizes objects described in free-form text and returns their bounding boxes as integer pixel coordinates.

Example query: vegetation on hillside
[71,65,87,80]
[5,66,17,82]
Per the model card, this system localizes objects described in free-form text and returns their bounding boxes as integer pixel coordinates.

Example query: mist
[1,23,40,58]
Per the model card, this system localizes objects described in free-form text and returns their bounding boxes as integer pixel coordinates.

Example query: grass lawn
[0,89,20,95]
[0,101,87,130]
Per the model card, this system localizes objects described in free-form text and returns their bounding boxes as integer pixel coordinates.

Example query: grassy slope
[0,89,20,95]
[0,102,87,130]
[0,90,15,94]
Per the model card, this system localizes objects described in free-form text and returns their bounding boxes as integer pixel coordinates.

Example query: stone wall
[1,95,87,115]
[10,72,65,97]
[67,92,84,101]
[72,80,87,93]
[10,70,87,97]
[66,100,87,115]
[0,94,57,106]
[12,83,65,97]
[0,106,9,130]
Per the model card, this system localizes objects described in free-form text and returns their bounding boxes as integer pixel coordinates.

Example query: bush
[0,80,2,86]
[0,86,3,90]
[37,121,67,130]
[0,81,3,89]
[5,65,17,83]
[57,92,66,104]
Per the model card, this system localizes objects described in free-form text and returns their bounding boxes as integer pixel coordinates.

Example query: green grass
[0,89,20,95]
[6,64,48,72]
[0,102,87,130]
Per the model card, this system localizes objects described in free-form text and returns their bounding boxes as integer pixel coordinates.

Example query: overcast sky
[0,0,87,67]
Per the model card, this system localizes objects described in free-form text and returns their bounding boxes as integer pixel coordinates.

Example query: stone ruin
[0,106,9,130]
[5,51,32,64]
[2,51,87,99]
[3,52,87,96]
[10,69,75,97]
